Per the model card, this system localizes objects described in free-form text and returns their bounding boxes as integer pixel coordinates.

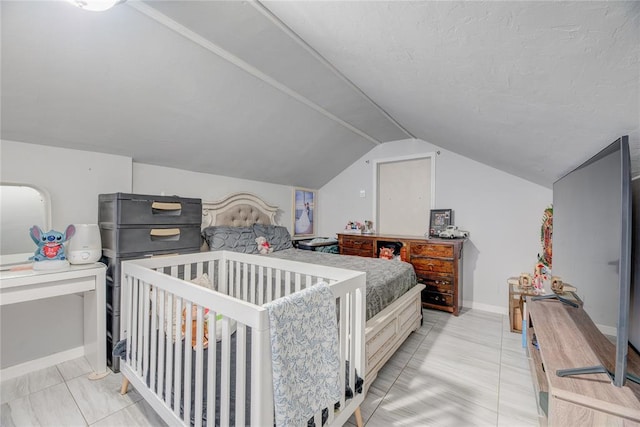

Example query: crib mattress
[265,248,417,320]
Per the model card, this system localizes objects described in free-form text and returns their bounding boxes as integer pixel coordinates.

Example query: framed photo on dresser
[429,209,452,237]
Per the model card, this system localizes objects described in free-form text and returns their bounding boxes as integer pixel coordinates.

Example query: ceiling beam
[251,0,415,140]
[127,1,384,146]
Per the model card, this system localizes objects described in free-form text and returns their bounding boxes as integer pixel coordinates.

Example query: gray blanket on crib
[265,248,417,320]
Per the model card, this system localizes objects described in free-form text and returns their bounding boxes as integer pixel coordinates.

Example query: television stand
[526,298,640,425]
[531,293,580,308]
[557,365,640,386]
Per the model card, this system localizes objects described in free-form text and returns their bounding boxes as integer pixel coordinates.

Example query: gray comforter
[264,248,417,320]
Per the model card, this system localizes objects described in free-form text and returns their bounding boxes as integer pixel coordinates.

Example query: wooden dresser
[337,233,464,315]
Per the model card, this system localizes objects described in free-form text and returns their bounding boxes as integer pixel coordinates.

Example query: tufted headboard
[201,192,279,229]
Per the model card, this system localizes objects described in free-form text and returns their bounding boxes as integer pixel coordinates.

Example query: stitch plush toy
[30,224,75,262]
[255,236,273,254]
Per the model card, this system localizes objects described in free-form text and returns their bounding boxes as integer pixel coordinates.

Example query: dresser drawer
[412,258,454,274]
[99,193,202,226]
[341,237,374,250]
[411,243,453,258]
[101,225,202,256]
[341,247,374,258]
[422,290,454,307]
[418,275,454,293]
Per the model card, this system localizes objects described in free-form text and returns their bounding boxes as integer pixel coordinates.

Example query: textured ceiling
[263,0,640,185]
[1,1,639,189]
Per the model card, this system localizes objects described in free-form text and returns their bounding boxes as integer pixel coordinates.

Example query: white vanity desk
[0,262,107,378]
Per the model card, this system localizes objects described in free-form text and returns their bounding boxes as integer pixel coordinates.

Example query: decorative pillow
[191,273,213,289]
[252,224,293,251]
[202,226,259,254]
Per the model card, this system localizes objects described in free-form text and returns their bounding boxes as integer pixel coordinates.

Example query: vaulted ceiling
[2,1,638,189]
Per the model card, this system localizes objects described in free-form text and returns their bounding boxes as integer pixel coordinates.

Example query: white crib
[119,250,366,427]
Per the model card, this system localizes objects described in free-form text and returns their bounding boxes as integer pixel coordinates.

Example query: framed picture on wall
[293,188,316,238]
[429,209,452,237]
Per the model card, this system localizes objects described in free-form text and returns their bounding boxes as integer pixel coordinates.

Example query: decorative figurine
[533,262,550,294]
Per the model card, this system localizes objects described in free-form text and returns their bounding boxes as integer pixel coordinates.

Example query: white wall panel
[319,138,552,313]
[0,140,132,369]
[132,163,293,231]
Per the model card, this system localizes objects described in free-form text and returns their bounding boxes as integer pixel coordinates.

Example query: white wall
[0,137,554,368]
[0,140,132,369]
[132,163,294,229]
[319,138,553,313]
[0,141,298,370]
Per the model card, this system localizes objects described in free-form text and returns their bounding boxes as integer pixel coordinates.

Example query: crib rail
[120,251,366,427]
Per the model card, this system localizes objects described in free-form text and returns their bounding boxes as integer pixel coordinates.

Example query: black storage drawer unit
[100,224,202,257]
[99,192,202,372]
[99,193,202,226]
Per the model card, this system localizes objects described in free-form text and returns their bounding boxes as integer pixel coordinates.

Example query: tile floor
[1,309,540,426]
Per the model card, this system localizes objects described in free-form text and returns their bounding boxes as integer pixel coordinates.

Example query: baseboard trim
[463,300,508,315]
[0,347,84,381]
[595,324,617,338]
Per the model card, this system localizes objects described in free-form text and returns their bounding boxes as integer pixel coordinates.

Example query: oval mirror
[0,183,51,265]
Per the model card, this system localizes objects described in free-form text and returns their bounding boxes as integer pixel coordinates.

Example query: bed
[118,192,424,426]
[200,192,425,390]
[119,250,366,427]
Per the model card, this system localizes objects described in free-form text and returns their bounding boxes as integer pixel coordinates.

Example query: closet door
[376,156,433,235]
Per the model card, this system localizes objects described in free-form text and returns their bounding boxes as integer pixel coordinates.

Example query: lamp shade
[67,224,102,264]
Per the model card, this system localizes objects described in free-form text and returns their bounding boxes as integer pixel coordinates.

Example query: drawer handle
[151,201,182,211]
[148,252,179,258]
[150,228,181,238]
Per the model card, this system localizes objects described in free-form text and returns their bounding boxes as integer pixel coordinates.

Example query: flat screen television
[551,135,638,387]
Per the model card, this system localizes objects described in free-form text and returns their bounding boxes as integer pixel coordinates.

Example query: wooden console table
[337,233,464,315]
[527,299,640,426]
[509,277,582,333]
[0,263,107,377]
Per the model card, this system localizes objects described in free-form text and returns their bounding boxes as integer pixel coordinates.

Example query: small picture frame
[428,209,453,237]
[292,188,316,238]
[519,273,533,290]
[551,276,564,294]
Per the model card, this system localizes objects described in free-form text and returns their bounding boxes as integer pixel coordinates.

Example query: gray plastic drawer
[100,225,202,256]
[99,193,202,226]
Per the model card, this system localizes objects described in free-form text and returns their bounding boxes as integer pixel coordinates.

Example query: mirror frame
[0,182,52,266]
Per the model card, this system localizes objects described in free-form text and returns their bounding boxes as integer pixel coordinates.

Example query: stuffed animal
[379,247,394,260]
[182,305,210,349]
[29,224,75,261]
[255,236,273,254]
